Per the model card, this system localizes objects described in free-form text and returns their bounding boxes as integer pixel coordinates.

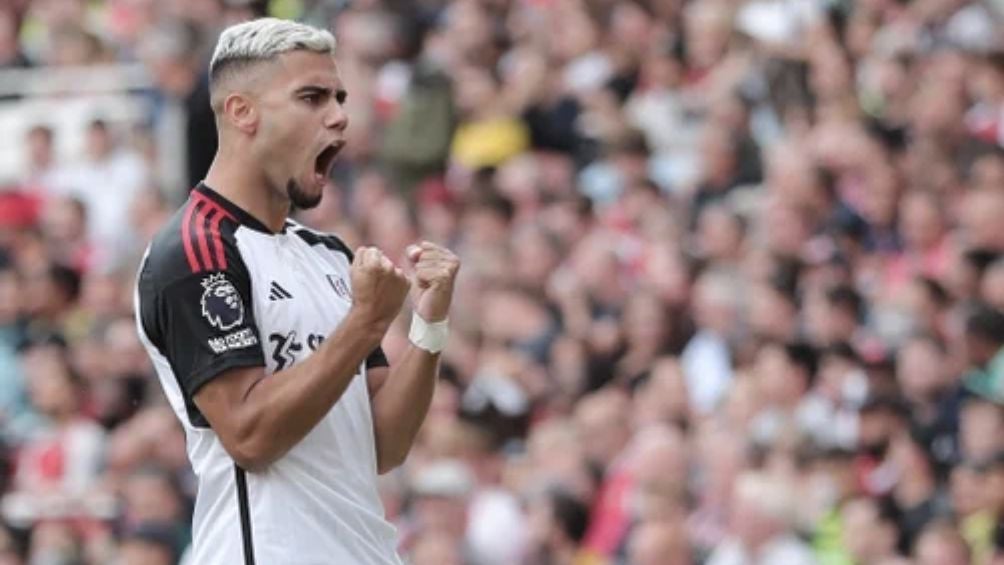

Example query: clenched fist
[350,246,410,330]
[406,242,461,323]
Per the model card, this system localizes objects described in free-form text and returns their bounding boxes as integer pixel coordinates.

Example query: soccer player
[134,18,460,564]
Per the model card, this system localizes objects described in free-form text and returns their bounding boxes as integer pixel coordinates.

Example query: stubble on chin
[286,179,322,210]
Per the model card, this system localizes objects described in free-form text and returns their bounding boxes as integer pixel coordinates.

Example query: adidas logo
[268,281,293,301]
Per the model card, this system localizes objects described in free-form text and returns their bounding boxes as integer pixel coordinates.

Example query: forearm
[235,313,383,469]
[370,345,440,472]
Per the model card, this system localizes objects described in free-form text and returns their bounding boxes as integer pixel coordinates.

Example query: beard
[286,179,322,210]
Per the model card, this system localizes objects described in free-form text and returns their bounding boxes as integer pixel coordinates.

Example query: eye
[301,93,323,105]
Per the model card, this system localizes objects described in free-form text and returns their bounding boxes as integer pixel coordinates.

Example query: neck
[204,147,289,233]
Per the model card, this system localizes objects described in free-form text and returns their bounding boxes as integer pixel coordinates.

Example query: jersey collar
[195,182,283,234]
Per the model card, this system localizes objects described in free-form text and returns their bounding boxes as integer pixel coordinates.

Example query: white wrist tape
[409,313,449,354]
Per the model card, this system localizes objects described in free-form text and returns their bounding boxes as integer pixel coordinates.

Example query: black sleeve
[152,268,264,397]
[366,346,389,369]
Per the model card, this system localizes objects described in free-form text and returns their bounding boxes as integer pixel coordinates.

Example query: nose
[325,101,348,132]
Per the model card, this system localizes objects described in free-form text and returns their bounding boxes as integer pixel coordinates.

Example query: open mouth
[314,141,344,179]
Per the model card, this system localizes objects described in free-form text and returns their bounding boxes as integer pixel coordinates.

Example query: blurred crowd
[2,0,1004,564]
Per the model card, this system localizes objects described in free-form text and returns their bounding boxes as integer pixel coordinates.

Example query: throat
[203,169,290,234]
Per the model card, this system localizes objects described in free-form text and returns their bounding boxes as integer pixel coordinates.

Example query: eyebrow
[294,85,348,104]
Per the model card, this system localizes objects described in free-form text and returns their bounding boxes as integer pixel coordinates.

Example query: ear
[223,93,258,135]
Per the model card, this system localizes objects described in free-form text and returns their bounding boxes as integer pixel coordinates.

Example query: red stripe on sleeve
[192,192,238,270]
[207,207,228,269]
[180,200,201,272]
[193,202,214,270]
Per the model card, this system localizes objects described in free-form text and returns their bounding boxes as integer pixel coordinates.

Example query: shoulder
[284,219,353,260]
[141,196,250,290]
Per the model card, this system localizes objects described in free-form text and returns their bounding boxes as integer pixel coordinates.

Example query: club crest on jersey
[327,274,352,300]
[200,273,244,331]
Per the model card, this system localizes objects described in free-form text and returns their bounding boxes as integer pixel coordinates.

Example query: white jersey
[135,183,401,564]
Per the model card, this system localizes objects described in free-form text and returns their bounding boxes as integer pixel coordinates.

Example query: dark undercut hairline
[208,57,279,115]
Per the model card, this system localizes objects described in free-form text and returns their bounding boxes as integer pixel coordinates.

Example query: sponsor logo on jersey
[207,328,259,354]
[269,331,326,370]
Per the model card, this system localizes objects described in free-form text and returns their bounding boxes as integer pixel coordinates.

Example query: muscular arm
[366,241,460,474]
[192,247,410,473]
[367,346,439,474]
[195,311,383,472]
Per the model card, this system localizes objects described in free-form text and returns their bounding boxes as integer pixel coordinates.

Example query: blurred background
[1,0,1004,564]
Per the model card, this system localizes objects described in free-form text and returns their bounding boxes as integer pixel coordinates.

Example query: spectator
[4,341,106,527]
[750,340,818,447]
[681,268,739,414]
[523,489,592,565]
[963,303,1004,401]
[0,254,30,442]
[406,459,475,560]
[856,395,910,497]
[139,19,217,192]
[40,196,94,272]
[804,343,867,450]
[806,283,864,348]
[981,259,1004,312]
[410,530,464,565]
[21,262,80,340]
[949,454,1003,563]
[914,520,972,565]
[706,472,816,565]
[21,125,58,194]
[627,518,693,565]
[839,496,902,565]
[115,522,178,565]
[0,7,28,70]
[887,430,950,550]
[119,467,187,549]
[959,397,1004,462]
[47,119,148,268]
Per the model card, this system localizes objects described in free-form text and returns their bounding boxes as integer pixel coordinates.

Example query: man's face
[253,50,348,209]
[961,402,1004,460]
[897,339,944,400]
[27,129,52,167]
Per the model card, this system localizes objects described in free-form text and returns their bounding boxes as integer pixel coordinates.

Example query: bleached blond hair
[210,18,336,78]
